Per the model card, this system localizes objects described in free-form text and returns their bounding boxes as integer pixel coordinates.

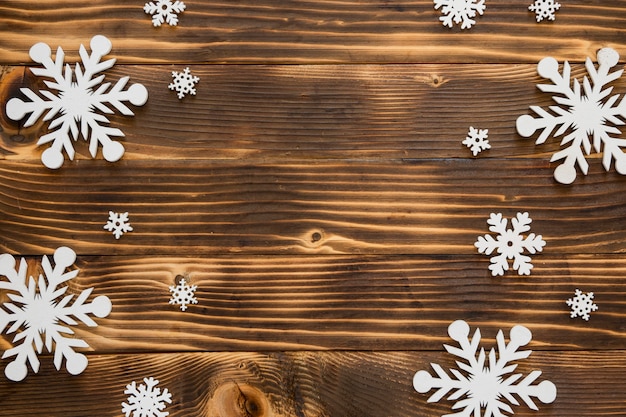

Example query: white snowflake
[566,289,598,321]
[122,376,172,417]
[0,246,112,382]
[169,67,199,99]
[475,212,546,276]
[144,0,186,27]
[104,211,133,239]
[463,126,491,156]
[413,320,557,417]
[169,278,197,311]
[516,48,626,184]
[434,0,486,29]
[5,35,148,170]
[528,0,560,22]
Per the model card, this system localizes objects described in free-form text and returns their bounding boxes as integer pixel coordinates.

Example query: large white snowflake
[475,212,546,276]
[5,35,148,169]
[566,289,598,321]
[434,0,486,29]
[0,246,112,382]
[528,0,560,22]
[122,376,172,417]
[516,48,626,184]
[144,0,186,27]
[169,278,197,311]
[463,126,491,156]
[413,320,557,417]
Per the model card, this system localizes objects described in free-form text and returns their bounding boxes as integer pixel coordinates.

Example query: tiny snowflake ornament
[104,211,133,239]
[169,278,197,311]
[144,0,186,27]
[475,212,546,276]
[517,48,626,184]
[463,126,491,156]
[413,320,557,417]
[122,376,172,417]
[566,289,598,321]
[529,0,560,22]
[0,246,112,381]
[5,35,148,169]
[169,67,199,99]
[434,0,486,30]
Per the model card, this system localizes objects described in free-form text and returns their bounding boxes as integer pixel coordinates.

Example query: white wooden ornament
[529,0,561,22]
[144,0,186,27]
[434,0,486,29]
[5,35,148,169]
[104,211,133,239]
[169,278,198,311]
[566,289,598,321]
[122,376,172,417]
[414,320,557,417]
[517,48,626,184]
[169,67,200,99]
[475,212,546,276]
[462,126,490,156]
[0,247,112,381]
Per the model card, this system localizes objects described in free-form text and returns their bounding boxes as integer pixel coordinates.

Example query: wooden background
[1,1,626,416]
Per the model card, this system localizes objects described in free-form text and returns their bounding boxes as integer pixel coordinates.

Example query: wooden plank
[0,351,623,416]
[1,159,626,256]
[0,254,623,352]
[1,1,626,64]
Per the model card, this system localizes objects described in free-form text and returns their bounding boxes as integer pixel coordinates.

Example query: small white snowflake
[566,289,598,321]
[0,246,112,381]
[475,212,546,276]
[5,35,148,169]
[517,48,626,184]
[463,126,491,156]
[122,376,172,417]
[169,278,198,311]
[413,320,557,417]
[169,67,199,99]
[144,0,186,27]
[529,0,560,22]
[104,211,133,239]
[434,0,486,29]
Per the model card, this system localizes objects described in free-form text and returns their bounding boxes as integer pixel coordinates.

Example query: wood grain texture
[2,62,610,161]
[0,351,623,416]
[1,1,626,65]
[2,159,626,256]
[0,254,623,352]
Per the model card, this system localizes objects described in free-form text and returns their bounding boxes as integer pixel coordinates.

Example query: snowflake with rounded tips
[122,376,172,417]
[104,211,133,239]
[169,278,197,311]
[517,48,626,184]
[566,289,598,321]
[144,0,186,27]
[529,0,560,22]
[413,320,557,417]
[475,212,546,276]
[5,35,148,169]
[169,67,199,99]
[434,0,486,29]
[0,246,112,382]
[463,126,490,156]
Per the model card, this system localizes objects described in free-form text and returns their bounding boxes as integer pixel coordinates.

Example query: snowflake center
[23,291,58,332]
[60,83,94,118]
[139,393,157,412]
[496,230,523,258]
[571,96,605,134]
[469,368,503,405]
[452,0,467,11]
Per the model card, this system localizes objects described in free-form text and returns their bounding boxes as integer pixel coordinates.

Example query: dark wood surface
[1,1,626,416]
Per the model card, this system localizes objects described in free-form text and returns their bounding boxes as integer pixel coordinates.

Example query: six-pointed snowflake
[169,67,200,99]
[517,48,626,184]
[122,376,172,417]
[169,278,198,311]
[463,126,491,156]
[413,320,557,417]
[434,0,486,29]
[104,211,133,239]
[566,289,598,321]
[0,246,112,381]
[5,35,148,169]
[529,0,561,22]
[144,0,186,27]
[475,212,546,276]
